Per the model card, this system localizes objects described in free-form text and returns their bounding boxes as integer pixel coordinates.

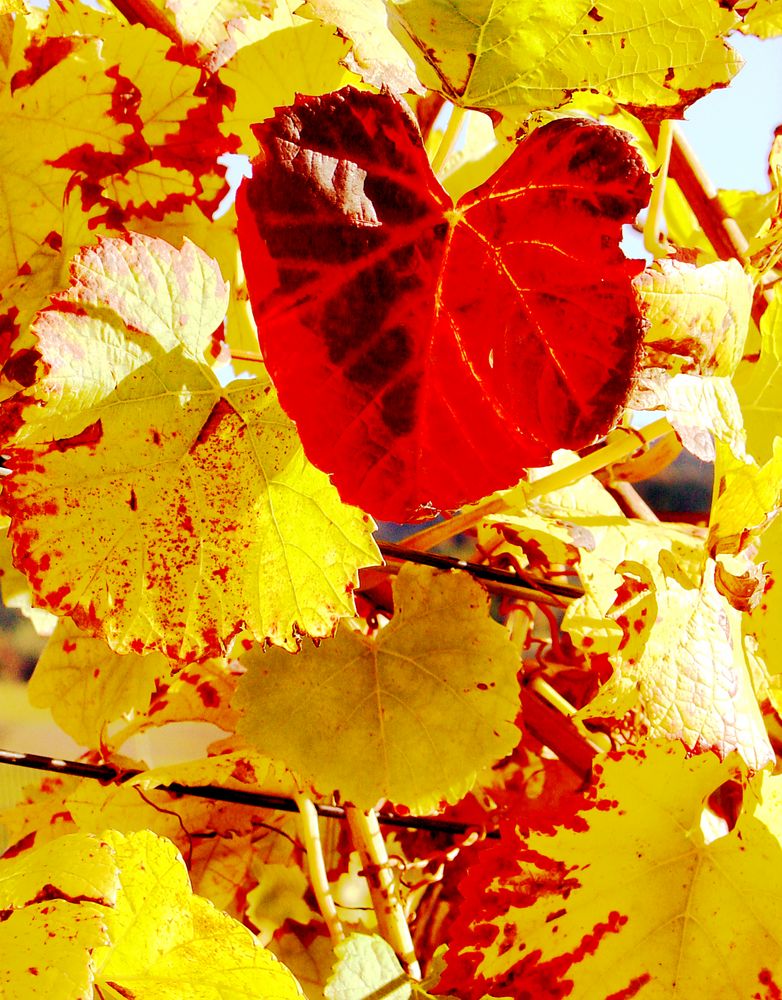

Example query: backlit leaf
[594,558,773,770]
[238,88,649,521]
[387,0,742,125]
[709,438,782,556]
[325,933,411,1000]
[734,282,782,465]
[27,618,168,748]
[299,0,423,92]
[739,0,782,37]
[631,371,745,462]
[0,234,379,660]
[0,832,119,1000]
[441,743,782,999]
[235,564,521,812]
[220,9,359,157]
[634,258,752,377]
[93,829,304,999]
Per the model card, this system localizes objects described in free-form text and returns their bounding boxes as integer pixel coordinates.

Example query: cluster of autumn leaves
[2,0,782,997]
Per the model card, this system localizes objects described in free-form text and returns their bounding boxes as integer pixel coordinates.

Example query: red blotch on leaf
[237,88,650,521]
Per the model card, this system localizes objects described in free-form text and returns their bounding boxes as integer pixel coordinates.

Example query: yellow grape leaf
[709,437,782,556]
[152,0,276,67]
[631,371,745,462]
[481,469,772,767]
[271,926,335,1000]
[299,0,423,92]
[0,19,126,294]
[121,660,243,743]
[247,862,312,944]
[387,0,742,125]
[128,748,289,797]
[593,558,773,770]
[0,1,25,14]
[325,933,411,1000]
[750,516,782,709]
[480,469,703,657]
[27,618,168,748]
[189,832,256,920]
[93,829,304,999]
[0,831,119,999]
[220,7,359,156]
[0,773,81,856]
[634,258,752,377]
[0,234,378,661]
[441,743,782,1000]
[235,564,521,812]
[739,0,782,37]
[734,283,782,466]
[0,515,56,634]
[44,3,232,219]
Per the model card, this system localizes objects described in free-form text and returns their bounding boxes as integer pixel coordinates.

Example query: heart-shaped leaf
[238,87,650,521]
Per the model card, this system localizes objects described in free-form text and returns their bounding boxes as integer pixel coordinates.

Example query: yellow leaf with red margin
[441,743,782,999]
[0,234,379,661]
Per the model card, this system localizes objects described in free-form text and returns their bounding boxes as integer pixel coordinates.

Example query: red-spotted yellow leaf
[387,0,742,125]
[27,619,169,749]
[0,234,379,661]
[235,564,521,812]
[237,88,649,521]
[0,832,119,999]
[440,743,782,999]
[91,830,304,1000]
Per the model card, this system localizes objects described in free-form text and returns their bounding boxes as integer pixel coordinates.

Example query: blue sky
[681,32,782,191]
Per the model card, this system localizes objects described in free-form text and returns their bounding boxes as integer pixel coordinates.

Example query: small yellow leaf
[739,0,782,37]
[325,933,410,1000]
[247,862,312,944]
[28,619,168,748]
[299,0,423,92]
[734,283,782,465]
[235,564,522,812]
[221,9,359,156]
[709,437,782,556]
[635,258,752,377]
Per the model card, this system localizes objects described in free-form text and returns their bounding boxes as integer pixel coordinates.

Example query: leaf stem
[294,792,345,945]
[643,119,674,257]
[402,418,674,552]
[431,105,466,177]
[230,349,264,365]
[375,540,582,605]
[106,0,183,44]
[345,805,421,978]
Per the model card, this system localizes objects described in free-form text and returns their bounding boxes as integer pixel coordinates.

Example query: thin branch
[401,418,674,553]
[431,105,466,177]
[0,748,495,838]
[375,541,583,606]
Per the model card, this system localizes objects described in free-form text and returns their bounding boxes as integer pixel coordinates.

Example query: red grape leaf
[237,87,650,521]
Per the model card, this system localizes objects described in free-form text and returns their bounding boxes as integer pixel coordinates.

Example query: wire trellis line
[375,541,583,605]
[0,748,499,839]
